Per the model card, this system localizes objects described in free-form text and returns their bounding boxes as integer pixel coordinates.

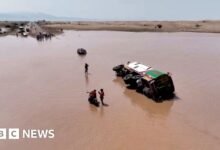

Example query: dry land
[41,20,220,33]
[2,20,220,37]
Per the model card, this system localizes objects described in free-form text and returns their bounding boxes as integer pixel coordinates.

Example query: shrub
[157,24,162,29]
[195,24,201,28]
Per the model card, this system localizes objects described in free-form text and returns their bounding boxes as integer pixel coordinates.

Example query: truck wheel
[123,74,133,84]
[116,70,123,76]
[150,89,160,102]
[132,75,141,80]
[130,75,142,87]
[120,68,130,77]
[136,85,144,93]
[113,64,124,71]
[136,79,144,93]
[143,87,150,96]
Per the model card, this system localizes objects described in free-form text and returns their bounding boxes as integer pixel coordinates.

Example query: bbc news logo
[0,128,55,140]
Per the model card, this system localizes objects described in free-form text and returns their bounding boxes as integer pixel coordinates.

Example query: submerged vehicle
[113,62,175,101]
[77,48,87,55]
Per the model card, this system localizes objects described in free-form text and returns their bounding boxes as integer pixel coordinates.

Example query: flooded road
[0,31,220,150]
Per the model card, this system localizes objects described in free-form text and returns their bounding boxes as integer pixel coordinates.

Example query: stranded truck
[113,62,175,101]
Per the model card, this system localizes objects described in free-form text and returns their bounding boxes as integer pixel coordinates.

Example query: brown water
[0,31,220,150]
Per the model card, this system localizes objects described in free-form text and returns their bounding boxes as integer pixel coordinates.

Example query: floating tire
[77,48,87,55]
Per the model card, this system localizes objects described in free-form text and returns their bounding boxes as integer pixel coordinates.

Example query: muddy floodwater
[0,31,220,150]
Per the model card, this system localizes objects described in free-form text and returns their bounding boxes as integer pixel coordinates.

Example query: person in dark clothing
[88,89,99,107]
[85,63,89,73]
[89,89,97,99]
[98,89,105,105]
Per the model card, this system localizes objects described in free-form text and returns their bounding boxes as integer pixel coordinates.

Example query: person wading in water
[98,89,105,105]
[85,63,89,73]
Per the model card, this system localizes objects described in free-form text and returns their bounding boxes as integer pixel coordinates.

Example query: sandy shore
[41,20,220,33]
[2,21,220,36]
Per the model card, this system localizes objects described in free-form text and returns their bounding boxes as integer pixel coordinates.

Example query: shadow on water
[113,77,175,117]
[77,55,87,59]
[85,73,89,85]
[89,104,98,112]
[88,101,109,118]
[102,103,109,107]
[123,89,174,117]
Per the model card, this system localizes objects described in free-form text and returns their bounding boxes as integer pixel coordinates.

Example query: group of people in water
[85,63,107,107]
[88,89,105,107]
[36,32,54,41]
